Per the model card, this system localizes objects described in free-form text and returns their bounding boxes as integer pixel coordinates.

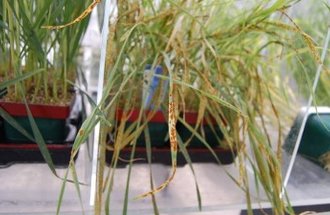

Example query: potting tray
[0,95,83,167]
[0,143,75,167]
[0,118,80,167]
[105,146,236,167]
[109,109,233,167]
[0,98,75,143]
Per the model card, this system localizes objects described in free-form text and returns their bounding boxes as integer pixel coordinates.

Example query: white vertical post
[282,27,330,196]
[90,0,114,206]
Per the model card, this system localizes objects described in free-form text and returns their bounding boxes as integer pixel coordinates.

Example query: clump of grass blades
[97,0,304,214]
[0,2,91,214]
[287,2,330,106]
[0,0,90,105]
[51,0,322,215]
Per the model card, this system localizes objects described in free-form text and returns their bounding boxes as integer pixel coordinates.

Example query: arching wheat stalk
[136,86,178,199]
[42,0,101,30]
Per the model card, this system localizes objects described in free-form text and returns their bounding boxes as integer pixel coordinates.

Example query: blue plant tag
[143,65,168,109]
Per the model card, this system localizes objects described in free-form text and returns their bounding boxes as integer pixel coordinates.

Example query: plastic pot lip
[0,101,72,119]
[300,106,330,115]
[115,108,222,125]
